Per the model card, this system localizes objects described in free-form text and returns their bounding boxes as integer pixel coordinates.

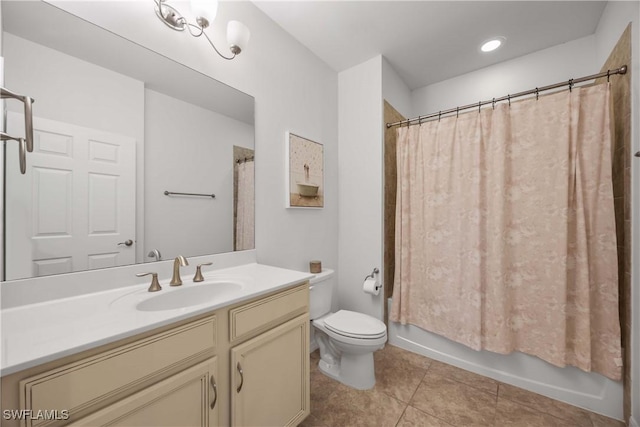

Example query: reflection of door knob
[118,239,134,247]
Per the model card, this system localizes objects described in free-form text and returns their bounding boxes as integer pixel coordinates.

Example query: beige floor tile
[427,361,498,395]
[396,406,454,427]
[312,383,406,427]
[410,372,497,426]
[498,383,594,426]
[373,351,428,403]
[299,413,329,427]
[310,365,341,410]
[495,397,579,426]
[307,349,620,427]
[375,344,434,370]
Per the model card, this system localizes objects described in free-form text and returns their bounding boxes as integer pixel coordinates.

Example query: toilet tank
[309,268,335,320]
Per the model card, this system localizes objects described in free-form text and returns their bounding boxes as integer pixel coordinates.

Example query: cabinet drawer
[20,316,216,427]
[69,358,218,427]
[229,283,308,342]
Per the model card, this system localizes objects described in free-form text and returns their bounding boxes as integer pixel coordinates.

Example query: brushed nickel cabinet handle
[236,362,244,393]
[210,375,217,410]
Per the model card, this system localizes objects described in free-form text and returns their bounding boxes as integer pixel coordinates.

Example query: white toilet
[309,269,387,390]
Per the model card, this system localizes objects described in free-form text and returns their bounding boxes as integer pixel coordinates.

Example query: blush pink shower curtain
[389,83,622,380]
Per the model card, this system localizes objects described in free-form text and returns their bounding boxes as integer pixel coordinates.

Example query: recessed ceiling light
[481,37,505,53]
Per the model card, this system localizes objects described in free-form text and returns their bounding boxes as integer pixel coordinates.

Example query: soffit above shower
[253,1,607,90]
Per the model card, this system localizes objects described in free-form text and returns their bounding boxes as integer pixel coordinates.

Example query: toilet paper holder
[364,267,380,281]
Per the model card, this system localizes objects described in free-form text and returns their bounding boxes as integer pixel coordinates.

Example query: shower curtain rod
[386,65,627,128]
[236,156,254,164]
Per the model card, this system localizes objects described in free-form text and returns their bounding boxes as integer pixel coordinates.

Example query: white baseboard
[630,415,639,427]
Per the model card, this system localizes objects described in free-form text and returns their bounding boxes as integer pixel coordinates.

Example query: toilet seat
[323,310,386,339]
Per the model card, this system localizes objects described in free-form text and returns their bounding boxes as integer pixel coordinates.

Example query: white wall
[3,33,143,141]
[382,57,412,118]
[144,89,253,260]
[594,3,640,425]
[337,55,384,319]
[389,31,629,420]
[40,1,339,275]
[411,34,597,115]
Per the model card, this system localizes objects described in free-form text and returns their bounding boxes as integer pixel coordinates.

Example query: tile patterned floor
[301,345,625,427]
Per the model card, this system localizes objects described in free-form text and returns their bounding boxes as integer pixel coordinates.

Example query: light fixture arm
[201,30,237,61]
[153,0,246,61]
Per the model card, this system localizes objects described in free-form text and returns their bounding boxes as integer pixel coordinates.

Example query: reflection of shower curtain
[235,160,255,251]
[390,83,622,380]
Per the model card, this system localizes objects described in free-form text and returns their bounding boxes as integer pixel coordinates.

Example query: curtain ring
[438,111,441,122]
[569,78,574,92]
[535,88,539,100]
[418,115,423,125]
[492,97,496,110]
[456,107,459,118]
[607,70,611,83]
[478,101,481,113]
[508,94,511,107]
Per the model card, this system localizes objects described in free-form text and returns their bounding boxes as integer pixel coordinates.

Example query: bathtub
[387,298,623,420]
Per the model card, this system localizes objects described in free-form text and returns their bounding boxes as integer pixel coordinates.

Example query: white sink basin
[136,282,243,312]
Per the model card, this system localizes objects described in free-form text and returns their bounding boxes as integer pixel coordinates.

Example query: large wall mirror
[2,1,255,281]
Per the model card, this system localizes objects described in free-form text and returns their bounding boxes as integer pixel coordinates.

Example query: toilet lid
[324,310,386,338]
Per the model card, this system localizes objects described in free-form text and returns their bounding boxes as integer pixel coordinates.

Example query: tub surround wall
[596,24,632,423]
[592,3,639,424]
[382,100,404,322]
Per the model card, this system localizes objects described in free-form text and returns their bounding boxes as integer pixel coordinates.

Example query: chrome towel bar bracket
[1,87,35,152]
[0,132,26,174]
[2,86,35,175]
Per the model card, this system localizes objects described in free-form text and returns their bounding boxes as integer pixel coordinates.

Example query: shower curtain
[235,160,255,251]
[389,83,622,380]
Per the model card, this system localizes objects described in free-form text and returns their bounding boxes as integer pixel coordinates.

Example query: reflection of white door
[5,113,136,280]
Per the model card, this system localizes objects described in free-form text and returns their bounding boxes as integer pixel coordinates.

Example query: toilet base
[318,351,376,390]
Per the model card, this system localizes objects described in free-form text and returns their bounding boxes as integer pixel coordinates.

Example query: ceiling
[253,1,608,90]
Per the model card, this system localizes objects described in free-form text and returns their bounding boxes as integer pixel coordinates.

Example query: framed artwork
[286,132,324,208]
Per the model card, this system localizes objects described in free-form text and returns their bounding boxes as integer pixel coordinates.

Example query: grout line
[394,406,409,427]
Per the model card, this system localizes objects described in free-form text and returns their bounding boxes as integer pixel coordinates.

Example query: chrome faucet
[170,255,189,286]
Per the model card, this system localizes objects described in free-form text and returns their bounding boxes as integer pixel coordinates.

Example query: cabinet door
[70,358,219,427]
[231,314,310,427]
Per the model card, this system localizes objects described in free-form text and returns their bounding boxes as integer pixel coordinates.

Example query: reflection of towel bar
[164,191,216,199]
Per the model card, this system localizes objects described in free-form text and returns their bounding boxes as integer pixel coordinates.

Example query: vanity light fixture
[154,0,250,60]
[480,37,505,53]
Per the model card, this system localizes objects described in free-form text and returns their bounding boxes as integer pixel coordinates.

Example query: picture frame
[285,132,324,208]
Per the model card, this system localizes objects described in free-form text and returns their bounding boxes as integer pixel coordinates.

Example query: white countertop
[1,263,313,376]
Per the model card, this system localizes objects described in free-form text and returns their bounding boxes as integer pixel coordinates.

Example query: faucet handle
[193,262,213,282]
[137,272,162,292]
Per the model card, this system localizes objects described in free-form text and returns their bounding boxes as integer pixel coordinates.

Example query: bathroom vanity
[1,263,311,426]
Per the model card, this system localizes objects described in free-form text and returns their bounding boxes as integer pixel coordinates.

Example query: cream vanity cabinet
[229,284,310,426]
[1,282,310,427]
